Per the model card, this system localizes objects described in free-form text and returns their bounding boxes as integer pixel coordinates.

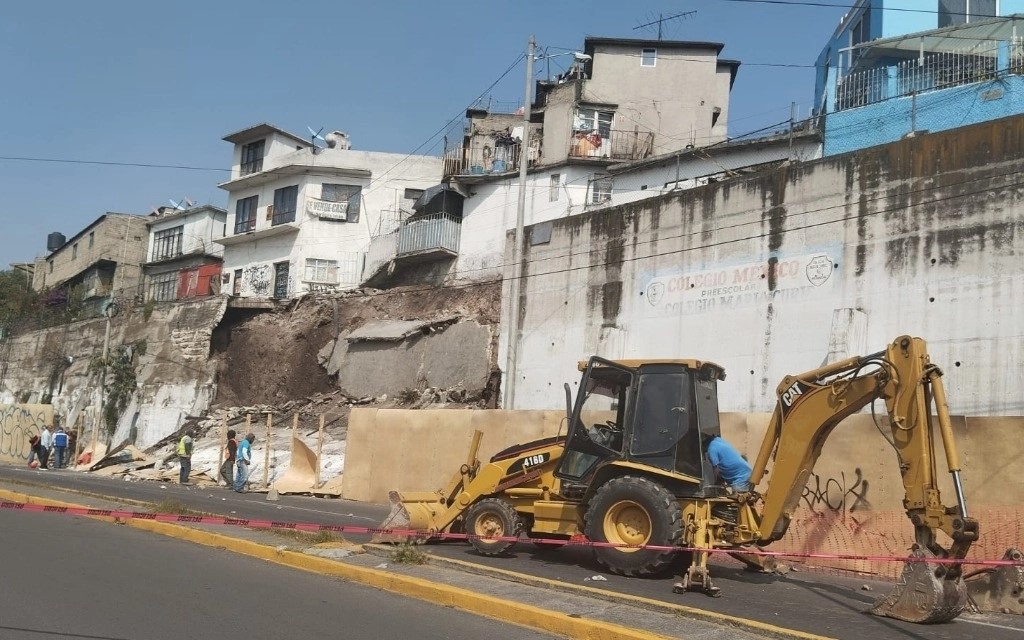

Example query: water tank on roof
[46,232,66,252]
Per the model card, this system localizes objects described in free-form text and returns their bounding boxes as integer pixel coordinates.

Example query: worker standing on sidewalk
[52,427,70,469]
[177,431,194,484]
[234,433,255,493]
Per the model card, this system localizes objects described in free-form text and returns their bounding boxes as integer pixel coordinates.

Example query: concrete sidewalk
[0,481,825,640]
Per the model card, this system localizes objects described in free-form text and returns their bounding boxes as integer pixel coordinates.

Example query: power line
[717,0,1001,17]
[0,156,228,172]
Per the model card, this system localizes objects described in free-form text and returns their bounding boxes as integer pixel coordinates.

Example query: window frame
[149,271,177,302]
[240,139,265,175]
[322,183,362,223]
[234,195,259,234]
[272,185,299,225]
[304,258,339,284]
[549,173,561,202]
[641,48,657,68]
[151,225,184,261]
[576,107,614,138]
[72,243,78,260]
[590,173,613,205]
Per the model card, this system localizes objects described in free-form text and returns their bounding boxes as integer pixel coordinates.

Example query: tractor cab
[555,357,727,499]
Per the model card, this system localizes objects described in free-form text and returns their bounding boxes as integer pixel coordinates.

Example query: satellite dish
[307,126,327,150]
[169,199,186,210]
[573,52,592,61]
[184,198,196,208]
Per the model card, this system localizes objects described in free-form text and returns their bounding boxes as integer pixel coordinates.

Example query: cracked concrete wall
[327,320,493,398]
[0,297,227,448]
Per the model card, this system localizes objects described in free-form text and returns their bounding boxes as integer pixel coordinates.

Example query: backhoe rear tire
[464,498,523,556]
[584,475,683,577]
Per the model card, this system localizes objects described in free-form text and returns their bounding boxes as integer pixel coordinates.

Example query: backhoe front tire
[584,475,684,577]
[464,498,523,556]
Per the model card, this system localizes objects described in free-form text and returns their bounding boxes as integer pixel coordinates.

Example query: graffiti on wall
[243,264,272,297]
[641,251,837,316]
[801,468,871,514]
[0,404,54,464]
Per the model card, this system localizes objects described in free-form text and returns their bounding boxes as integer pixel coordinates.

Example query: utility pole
[504,36,535,410]
[98,309,112,442]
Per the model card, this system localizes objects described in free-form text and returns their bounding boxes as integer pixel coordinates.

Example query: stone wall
[0,297,226,448]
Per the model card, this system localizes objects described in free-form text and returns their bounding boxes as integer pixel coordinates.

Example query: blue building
[815,1,1024,155]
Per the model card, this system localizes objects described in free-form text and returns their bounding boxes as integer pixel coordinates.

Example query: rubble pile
[82,386,482,495]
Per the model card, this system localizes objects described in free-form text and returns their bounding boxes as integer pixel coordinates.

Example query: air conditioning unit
[266,205,275,220]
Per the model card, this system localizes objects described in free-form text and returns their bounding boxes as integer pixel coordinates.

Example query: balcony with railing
[568,129,655,161]
[443,141,521,177]
[833,39,1018,112]
[362,213,462,283]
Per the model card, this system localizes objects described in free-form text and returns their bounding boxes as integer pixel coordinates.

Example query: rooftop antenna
[633,10,697,40]
[307,126,327,152]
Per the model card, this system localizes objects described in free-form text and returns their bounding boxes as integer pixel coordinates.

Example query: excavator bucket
[965,548,1024,615]
[869,548,968,624]
[370,490,440,544]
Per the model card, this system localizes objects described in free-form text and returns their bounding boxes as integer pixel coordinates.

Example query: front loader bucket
[869,548,967,624]
[966,548,1024,615]
[371,490,441,544]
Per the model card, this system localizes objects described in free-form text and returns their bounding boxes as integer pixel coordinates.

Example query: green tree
[0,269,37,329]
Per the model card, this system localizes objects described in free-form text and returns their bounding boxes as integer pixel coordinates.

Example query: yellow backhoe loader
[383,336,983,623]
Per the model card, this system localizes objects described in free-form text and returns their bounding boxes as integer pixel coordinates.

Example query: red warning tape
[4,500,1021,568]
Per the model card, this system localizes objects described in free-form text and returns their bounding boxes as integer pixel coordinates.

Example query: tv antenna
[633,10,697,40]
[308,126,327,151]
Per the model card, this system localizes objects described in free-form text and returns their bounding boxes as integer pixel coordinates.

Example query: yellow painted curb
[364,544,834,640]
[0,489,682,640]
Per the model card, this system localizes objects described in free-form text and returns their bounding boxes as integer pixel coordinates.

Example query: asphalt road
[3,466,1022,640]
[0,506,559,640]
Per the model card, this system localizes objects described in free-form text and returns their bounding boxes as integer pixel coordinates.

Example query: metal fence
[396,213,461,257]
[443,142,521,177]
[835,43,1003,111]
[569,129,655,161]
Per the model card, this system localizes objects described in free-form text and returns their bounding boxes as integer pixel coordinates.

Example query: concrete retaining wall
[0,404,53,465]
[346,408,1024,577]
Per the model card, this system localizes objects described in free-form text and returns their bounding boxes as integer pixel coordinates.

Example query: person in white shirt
[39,426,53,470]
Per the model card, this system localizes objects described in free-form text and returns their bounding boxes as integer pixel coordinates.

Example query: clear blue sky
[0,0,848,266]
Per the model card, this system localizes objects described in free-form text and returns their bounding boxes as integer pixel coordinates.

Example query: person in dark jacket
[220,429,237,486]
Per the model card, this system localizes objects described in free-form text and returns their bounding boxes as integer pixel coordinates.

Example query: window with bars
[322,184,362,223]
[152,225,184,260]
[273,185,298,225]
[149,271,177,302]
[234,196,258,234]
[304,258,339,284]
[240,139,265,175]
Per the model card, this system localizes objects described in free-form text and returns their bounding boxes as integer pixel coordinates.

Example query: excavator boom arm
[750,336,978,557]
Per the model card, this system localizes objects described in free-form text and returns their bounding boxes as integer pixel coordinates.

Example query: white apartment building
[215,123,443,300]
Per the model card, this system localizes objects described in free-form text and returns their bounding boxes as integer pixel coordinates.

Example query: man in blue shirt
[704,433,753,493]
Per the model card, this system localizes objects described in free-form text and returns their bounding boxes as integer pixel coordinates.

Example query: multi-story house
[814,1,1024,155]
[215,123,443,301]
[32,213,148,308]
[143,205,227,302]
[374,36,743,285]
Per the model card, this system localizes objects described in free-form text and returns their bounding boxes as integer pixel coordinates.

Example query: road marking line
[960,618,1024,632]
